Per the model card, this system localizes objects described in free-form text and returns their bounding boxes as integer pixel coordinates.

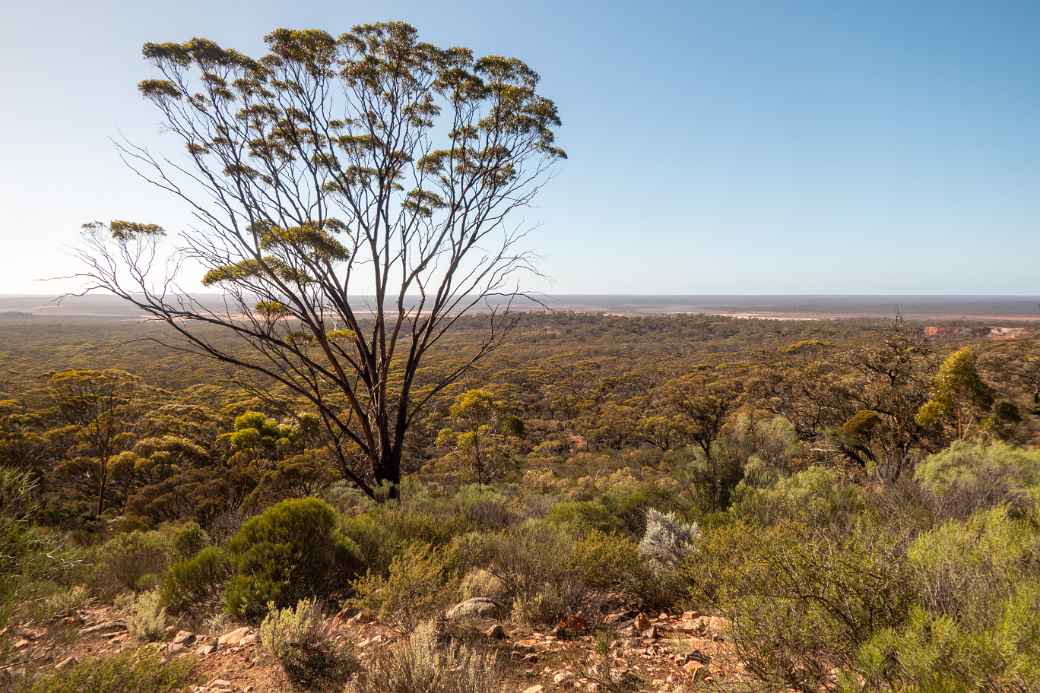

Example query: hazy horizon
[5,293,1040,321]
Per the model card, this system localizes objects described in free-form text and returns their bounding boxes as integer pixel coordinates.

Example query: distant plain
[2,294,1039,322]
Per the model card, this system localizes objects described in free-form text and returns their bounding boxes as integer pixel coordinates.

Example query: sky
[2,0,1039,295]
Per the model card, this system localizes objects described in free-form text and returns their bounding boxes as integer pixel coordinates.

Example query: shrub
[119,588,167,642]
[511,580,588,626]
[599,482,677,536]
[37,585,90,621]
[160,546,231,614]
[259,599,355,688]
[638,508,699,570]
[94,529,171,593]
[546,499,617,534]
[458,521,589,625]
[351,541,458,627]
[346,618,500,693]
[340,505,461,575]
[730,466,866,531]
[697,520,913,691]
[450,485,516,530]
[458,568,507,602]
[907,506,1040,630]
[224,497,361,619]
[854,606,1001,692]
[851,578,1040,691]
[0,468,37,569]
[17,648,194,693]
[166,521,210,560]
[573,529,683,611]
[915,440,1040,520]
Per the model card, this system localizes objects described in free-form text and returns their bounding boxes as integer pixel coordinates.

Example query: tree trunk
[374,447,402,502]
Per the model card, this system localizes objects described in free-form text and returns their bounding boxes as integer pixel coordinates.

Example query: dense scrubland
[2,312,1040,691]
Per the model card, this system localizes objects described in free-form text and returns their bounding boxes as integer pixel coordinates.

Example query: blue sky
[2,0,1038,294]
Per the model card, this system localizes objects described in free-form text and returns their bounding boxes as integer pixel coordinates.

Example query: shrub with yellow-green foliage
[350,541,460,627]
[17,648,194,693]
[573,528,684,611]
[915,440,1040,520]
[118,588,167,642]
[458,520,587,625]
[854,582,1040,692]
[907,506,1040,631]
[731,465,866,531]
[224,497,362,619]
[160,545,231,614]
[458,568,508,602]
[93,529,171,594]
[695,519,914,692]
[168,520,210,560]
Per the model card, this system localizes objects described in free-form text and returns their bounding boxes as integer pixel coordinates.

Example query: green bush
[599,482,677,536]
[697,520,913,691]
[853,582,1040,692]
[165,521,210,560]
[35,585,90,622]
[731,466,866,531]
[458,568,507,602]
[546,500,617,534]
[459,520,588,625]
[160,545,231,614]
[907,506,1040,630]
[224,497,361,619]
[854,606,1000,692]
[94,529,171,593]
[351,541,459,627]
[0,468,39,627]
[340,505,462,575]
[915,440,1040,519]
[572,529,683,610]
[18,648,194,693]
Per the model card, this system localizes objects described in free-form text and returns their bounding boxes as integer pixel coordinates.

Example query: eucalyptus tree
[77,23,565,500]
[47,369,143,517]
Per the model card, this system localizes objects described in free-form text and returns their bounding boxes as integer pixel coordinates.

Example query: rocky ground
[1,602,756,692]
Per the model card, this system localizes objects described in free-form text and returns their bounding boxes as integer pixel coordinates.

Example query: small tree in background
[436,388,523,484]
[76,23,565,501]
[46,369,144,518]
[916,347,994,439]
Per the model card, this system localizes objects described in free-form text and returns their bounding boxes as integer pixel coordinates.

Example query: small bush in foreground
[36,584,90,621]
[118,588,167,642]
[461,521,589,625]
[94,529,170,593]
[458,568,507,602]
[161,545,231,614]
[18,648,195,693]
[350,541,458,627]
[907,506,1040,631]
[573,529,684,611]
[259,599,355,688]
[346,619,500,693]
[851,581,1040,693]
[698,521,913,692]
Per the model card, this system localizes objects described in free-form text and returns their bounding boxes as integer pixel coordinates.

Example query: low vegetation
[3,312,1040,689]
